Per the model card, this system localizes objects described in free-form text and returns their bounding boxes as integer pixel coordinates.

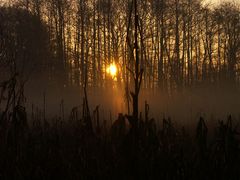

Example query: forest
[1,0,240,90]
[0,0,240,179]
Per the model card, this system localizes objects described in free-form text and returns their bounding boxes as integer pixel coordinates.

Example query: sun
[107,63,117,78]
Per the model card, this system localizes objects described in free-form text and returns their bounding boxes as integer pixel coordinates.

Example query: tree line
[1,0,240,92]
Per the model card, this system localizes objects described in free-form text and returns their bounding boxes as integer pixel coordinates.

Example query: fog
[25,80,240,129]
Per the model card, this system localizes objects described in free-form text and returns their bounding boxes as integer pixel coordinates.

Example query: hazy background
[1,0,240,128]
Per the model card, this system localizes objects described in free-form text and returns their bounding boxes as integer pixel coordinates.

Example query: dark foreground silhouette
[0,105,239,180]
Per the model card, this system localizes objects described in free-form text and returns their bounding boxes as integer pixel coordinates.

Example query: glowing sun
[107,63,117,78]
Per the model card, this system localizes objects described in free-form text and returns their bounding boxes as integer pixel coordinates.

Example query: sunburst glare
[107,63,117,78]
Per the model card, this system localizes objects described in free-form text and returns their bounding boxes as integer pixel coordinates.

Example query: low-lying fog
[25,81,240,128]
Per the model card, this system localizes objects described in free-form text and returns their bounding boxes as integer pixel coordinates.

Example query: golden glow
[107,63,117,78]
